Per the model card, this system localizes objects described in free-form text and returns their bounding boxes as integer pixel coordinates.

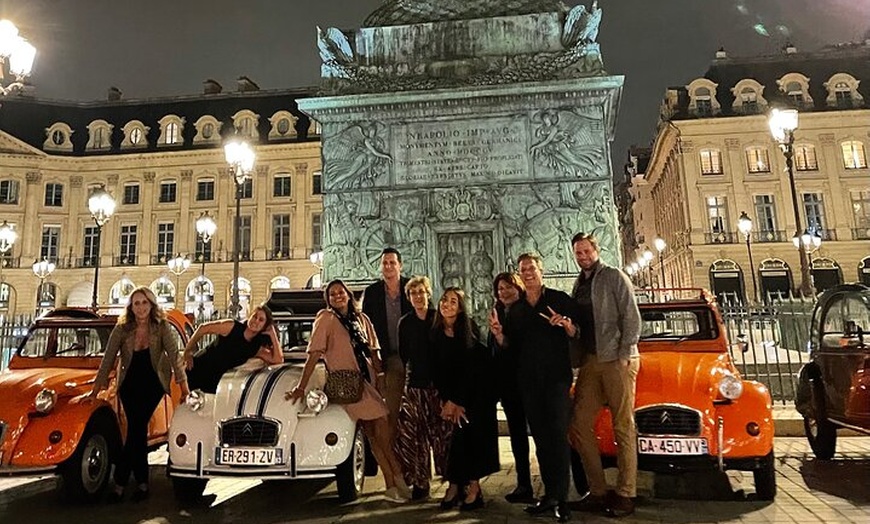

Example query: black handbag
[324,369,364,404]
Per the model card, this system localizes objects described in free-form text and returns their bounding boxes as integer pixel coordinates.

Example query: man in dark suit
[362,247,413,441]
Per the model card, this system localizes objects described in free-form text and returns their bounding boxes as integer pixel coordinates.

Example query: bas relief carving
[529,109,606,179]
[323,122,392,191]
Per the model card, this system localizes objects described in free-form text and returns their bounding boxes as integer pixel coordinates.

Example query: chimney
[203,79,223,95]
[784,42,797,54]
[237,76,260,92]
[107,86,122,101]
[715,47,727,59]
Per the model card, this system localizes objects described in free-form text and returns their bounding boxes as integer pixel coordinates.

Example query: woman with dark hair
[432,287,499,511]
[285,279,411,503]
[89,286,189,502]
[182,304,282,393]
[491,272,535,504]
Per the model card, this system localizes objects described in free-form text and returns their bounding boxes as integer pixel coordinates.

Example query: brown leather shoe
[570,493,606,513]
[605,493,635,518]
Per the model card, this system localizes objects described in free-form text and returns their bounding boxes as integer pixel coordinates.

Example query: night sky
[0,0,866,164]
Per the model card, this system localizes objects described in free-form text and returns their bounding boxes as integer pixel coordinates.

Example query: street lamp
[195,211,217,319]
[637,255,650,288]
[32,257,55,313]
[167,254,191,307]
[309,250,324,289]
[87,185,116,310]
[769,108,813,297]
[224,138,255,319]
[641,250,654,287]
[0,20,36,96]
[737,211,759,304]
[653,237,667,288]
[0,220,17,280]
[795,228,822,291]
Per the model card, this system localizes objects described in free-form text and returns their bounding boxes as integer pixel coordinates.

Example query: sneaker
[383,487,409,503]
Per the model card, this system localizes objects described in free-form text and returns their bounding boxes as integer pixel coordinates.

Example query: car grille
[635,406,701,436]
[220,417,279,447]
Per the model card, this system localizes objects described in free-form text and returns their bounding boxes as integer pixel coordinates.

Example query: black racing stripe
[257,365,293,416]
[236,368,268,416]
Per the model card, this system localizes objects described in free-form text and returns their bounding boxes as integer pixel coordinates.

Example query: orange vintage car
[583,289,776,500]
[0,308,192,501]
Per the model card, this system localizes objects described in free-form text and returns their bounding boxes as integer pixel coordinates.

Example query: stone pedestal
[300,2,623,319]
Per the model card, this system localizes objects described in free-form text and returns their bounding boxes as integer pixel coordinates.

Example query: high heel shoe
[460,492,484,511]
[439,486,462,509]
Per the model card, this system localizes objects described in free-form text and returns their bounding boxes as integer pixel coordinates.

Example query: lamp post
[737,211,758,304]
[637,255,650,288]
[167,254,191,308]
[224,138,255,319]
[309,250,324,289]
[32,258,55,313]
[769,108,813,297]
[0,20,36,96]
[641,249,654,287]
[87,186,116,310]
[195,211,217,320]
[653,237,667,288]
[795,228,822,294]
[630,261,641,286]
[0,220,17,281]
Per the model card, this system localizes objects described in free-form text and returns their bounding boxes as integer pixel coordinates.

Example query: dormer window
[824,73,863,109]
[43,122,73,152]
[157,115,185,146]
[731,79,767,115]
[268,110,298,141]
[231,110,259,140]
[86,120,114,151]
[777,73,813,108]
[786,82,803,104]
[121,120,150,149]
[686,79,721,117]
[193,115,222,145]
[696,89,712,115]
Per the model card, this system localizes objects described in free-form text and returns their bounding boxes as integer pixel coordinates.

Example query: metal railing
[704,231,736,244]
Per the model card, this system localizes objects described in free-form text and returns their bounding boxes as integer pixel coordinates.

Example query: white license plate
[638,437,708,456]
[216,447,283,466]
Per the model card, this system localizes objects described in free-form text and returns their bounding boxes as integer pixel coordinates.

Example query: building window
[739,87,759,114]
[240,178,253,199]
[0,180,19,204]
[746,147,770,173]
[123,184,140,205]
[159,181,177,203]
[195,236,212,263]
[852,190,870,230]
[312,213,322,251]
[271,276,291,290]
[794,145,818,171]
[705,196,729,234]
[156,223,175,262]
[196,179,214,201]
[312,171,322,195]
[165,122,180,145]
[786,81,804,105]
[272,215,291,258]
[87,120,113,150]
[44,183,63,207]
[119,225,137,264]
[699,149,723,175]
[273,175,292,197]
[158,115,185,146]
[754,195,778,234]
[40,226,60,261]
[239,216,251,260]
[842,140,867,169]
[694,87,713,116]
[130,127,143,145]
[83,225,100,266]
[834,82,853,109]
[803,193,826,233]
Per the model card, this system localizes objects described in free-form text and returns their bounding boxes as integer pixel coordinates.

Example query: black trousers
[116,350,165,487]
[499,379,531,489]
[520,378,571,501]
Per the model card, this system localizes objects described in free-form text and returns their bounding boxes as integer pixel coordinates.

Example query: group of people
[86,232,642,523]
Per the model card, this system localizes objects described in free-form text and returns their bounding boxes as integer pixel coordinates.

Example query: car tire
[172,477,208,501]
[59,417,118,503]
[753,452,777,501]
[804,384,837,460]
[336,425,366,503]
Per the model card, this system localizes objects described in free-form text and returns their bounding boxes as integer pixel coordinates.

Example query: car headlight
[35,388,57,413]
[185,389,205,412]
[306,389,328,414]
[718,374,744,400]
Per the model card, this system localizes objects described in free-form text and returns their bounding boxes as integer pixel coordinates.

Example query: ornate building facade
[0,79,323,318]
[621,43,870,301]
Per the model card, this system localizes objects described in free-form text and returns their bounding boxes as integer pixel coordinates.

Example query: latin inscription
[394,118,529,185]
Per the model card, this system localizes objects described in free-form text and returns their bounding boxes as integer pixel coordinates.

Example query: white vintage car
[168,291,367,502]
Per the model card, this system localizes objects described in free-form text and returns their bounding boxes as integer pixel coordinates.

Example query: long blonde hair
[118,286,165,328]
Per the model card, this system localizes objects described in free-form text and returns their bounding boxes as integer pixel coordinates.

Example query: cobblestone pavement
[0,437,868,523]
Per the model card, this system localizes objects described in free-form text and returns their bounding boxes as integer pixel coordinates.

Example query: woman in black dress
[432,287,499,511]
[182,304,282,393]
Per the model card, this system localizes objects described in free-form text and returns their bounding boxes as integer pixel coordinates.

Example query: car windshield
[638,306,718,342]
[276,318,314,353]
[18,325,112,358]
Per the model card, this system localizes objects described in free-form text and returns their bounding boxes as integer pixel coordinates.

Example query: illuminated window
[699,149,723,175]
[794,145,818,171]
[745,147,770,173]
[842,140,867,169]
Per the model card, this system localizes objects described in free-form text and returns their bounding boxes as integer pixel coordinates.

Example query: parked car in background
[168,290,368,503]
[586,289,776,500]
[796,283,870,459]
[0,308,192,501]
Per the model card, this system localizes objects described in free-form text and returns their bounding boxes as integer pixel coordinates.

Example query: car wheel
[335,425,366,503]
[753,452,777,501]
[804,384,837,460]
[59,418,118,503]
[172,477,208,502]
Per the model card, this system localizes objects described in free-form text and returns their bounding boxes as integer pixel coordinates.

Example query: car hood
[209,361,311,425]
[0,367,95,417]
[637,351,734,408]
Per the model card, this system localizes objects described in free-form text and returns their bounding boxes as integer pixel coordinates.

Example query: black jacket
[362,277,413,360]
